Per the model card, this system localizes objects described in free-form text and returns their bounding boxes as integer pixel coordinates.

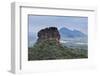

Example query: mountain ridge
[59,27,87,39]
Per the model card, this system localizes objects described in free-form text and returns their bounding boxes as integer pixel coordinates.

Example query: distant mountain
[59,27,87,39]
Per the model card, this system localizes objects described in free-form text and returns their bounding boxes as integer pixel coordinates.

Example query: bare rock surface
[37,27,60,45]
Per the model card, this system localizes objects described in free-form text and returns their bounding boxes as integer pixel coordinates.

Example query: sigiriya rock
[37,27,60,45]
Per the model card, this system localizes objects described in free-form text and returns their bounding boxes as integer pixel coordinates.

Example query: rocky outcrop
[37,27,60,45]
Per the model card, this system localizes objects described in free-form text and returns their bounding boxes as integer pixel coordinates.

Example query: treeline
[28,40,88,60]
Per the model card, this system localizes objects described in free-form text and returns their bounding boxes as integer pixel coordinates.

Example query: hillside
[28,40,87,60]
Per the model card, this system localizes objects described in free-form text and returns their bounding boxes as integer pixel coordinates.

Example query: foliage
[28,40,88,60]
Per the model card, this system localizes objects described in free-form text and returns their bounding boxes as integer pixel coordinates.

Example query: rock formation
[37,27,60,45]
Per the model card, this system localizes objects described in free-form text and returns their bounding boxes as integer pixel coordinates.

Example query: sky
[28,15,88,47]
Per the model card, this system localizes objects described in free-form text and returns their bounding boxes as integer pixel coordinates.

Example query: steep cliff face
[37,27,60,45]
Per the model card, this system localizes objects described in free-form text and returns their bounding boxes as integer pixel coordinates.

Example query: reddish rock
[37,27,60,45]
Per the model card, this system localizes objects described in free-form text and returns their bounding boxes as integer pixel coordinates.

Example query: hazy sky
[28,15,88,35]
